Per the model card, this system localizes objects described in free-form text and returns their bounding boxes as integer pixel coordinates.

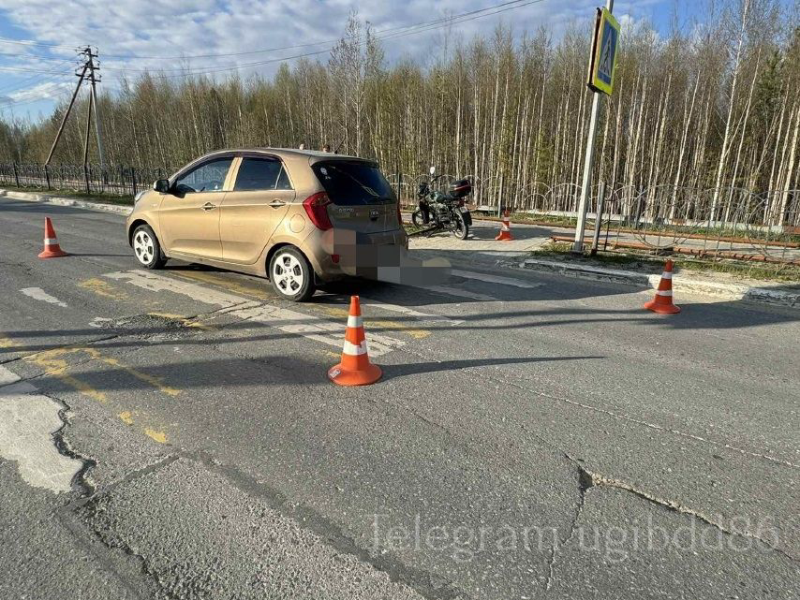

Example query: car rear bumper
[308,227,408,282]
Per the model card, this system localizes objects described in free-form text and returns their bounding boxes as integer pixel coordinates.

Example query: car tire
[269,246,316,302]
[132,224,166,269]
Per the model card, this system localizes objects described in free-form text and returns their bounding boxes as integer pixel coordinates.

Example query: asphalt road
[1,198,798,600]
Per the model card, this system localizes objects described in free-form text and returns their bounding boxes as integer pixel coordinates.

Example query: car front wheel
[269,246,315,302]
[132,224,166,269]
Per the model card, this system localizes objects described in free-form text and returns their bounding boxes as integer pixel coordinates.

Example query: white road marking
[360,298,464,326]
[0,364,83,494]
[424,286,497,302]
[0,364,20,386]
[105,271,247,308]
[20,287,68,308]
[231,304,403,357]
[89,317,113,328]
[451,269,542,289]
[104,271,404,356]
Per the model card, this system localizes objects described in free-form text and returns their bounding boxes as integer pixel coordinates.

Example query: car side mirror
[153,179,170,193]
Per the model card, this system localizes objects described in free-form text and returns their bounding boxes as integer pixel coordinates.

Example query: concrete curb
[515,258,800,308]
[0,188,132,216]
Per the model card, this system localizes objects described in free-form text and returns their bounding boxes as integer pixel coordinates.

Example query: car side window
[234,158,293,191]
[275,165,292,190]
[174,157,233,194]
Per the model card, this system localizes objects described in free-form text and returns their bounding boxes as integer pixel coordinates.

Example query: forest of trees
[1,0,799,223]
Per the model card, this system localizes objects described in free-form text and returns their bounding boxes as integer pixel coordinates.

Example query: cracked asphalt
[0,197,798,599]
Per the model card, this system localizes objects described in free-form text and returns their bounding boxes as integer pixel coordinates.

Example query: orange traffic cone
[644,260,681,314]
[328,296,382,386]
[495,210,514,241]
[38,217,68,259]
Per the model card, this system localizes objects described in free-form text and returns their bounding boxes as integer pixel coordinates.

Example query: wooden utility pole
[84,46,106,170]
[45,62,88,167]
[83,88,94,166]
[44,46,105,169]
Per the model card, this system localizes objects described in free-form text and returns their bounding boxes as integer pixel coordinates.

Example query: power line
[100,0,533,61]
[0,82,76,109]
[0,65,78,76]
[0,0,539,72]
[0,72,49,95]
[105,0,546,78]
[0,37,75,50]
[0,52,81,65]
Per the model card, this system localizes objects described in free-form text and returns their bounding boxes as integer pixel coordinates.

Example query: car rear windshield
[311,160,395,206]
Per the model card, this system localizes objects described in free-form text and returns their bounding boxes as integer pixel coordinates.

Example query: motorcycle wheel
[452,212,469,240]
[411,209,428,227]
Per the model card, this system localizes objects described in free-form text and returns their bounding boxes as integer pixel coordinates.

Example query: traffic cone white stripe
[347,315,363,328]
[656,290,673,297]
[342,339,368,356]
[661,272,672,280]
[44,237,57,245]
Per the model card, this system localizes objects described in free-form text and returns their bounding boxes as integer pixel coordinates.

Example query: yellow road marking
[319,349,341,360]
[24,346,180,399]
[80,347,181,397]
[135,269,424,344]
[307,305,431,339]
[21,345,174,446]
[78,278,127,300]
[25,349,108,403]
[144,428,168,444]
[175,271,268,300]
[0,337,19,349]
[0,334,32,354]
[119,411,171,446]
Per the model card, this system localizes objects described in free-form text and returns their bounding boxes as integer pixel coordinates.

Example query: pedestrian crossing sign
[588,7,620,95]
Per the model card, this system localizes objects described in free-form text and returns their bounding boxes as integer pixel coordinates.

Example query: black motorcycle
[411,167,473,240]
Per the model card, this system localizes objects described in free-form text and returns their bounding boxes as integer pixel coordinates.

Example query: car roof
[202,147,371,162]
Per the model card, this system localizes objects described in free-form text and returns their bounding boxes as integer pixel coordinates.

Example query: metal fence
[386,173,800,263]
[2,163,798,261]
[387,172,799,227]
[0,163,175,197]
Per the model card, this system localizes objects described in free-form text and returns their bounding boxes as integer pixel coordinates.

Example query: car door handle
[201,202,217,211]
[268,201,286,208]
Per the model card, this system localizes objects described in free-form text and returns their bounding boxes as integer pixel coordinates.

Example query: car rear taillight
[303,192,332,231]
[396,201,402,225]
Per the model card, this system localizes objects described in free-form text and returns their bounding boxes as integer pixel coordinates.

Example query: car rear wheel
[269,246,315,302]
[132,224,166,269]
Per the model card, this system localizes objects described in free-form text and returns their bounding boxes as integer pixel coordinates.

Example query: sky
[0,0,748,122]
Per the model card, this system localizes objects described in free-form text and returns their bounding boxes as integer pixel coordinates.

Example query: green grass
[535,241,800,282]
[1,184,133,206]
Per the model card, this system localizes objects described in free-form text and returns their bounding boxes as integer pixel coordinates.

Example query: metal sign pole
[590,181,606,256]
[573,92,604,253]
[573,0,616,254]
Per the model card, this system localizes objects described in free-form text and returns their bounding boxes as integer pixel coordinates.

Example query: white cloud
[8,80,75,103]
[0,0,669,109]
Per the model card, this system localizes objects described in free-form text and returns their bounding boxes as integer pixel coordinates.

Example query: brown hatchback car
[126,148,407,301]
